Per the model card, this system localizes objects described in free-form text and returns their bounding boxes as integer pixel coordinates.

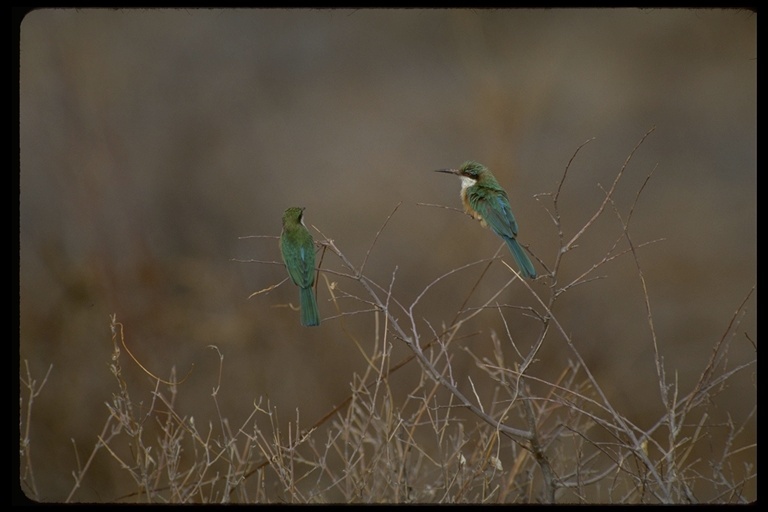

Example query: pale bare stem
[555,238,665,297]
[65,414,121,503]
[428,323,458,387]
[602,174,668,396]
[286,413,297,501]
[543,131,654,290]
[207,344,224,410]
[202,347,243,503]
[416,201,466,216]
[393,379,446,502]
[558,159,667,295]
[312,243,329,299]
[535,137,595,282]
[313,229,410,320]
[494,303,550,383]
[602,171,663,374]
[232,258,283,265]
[682,362,754,417]
[324,239,401,335]
[266,407,314,503]
[152,392,209,451]
[409,257,499,314]
[247,277,289,299]
[356,201,401,277]
[675,412,709,472]
[228,401,272,495]
[112,317,193,386]
[238,235,280,240]
[709,409,756,504]
[554,137,597,207]
[253,404,305,502]
[452,244,505,325]
[437,279,521,343]
[367,334,393,418]
[496,314,524,361]
[563,126,656,253]
[322,274,380,369]
[224,405,264,500]
[252,409,280,490]
[322,292,381,319]
[153,397,187,502]
[682,286,755,414]
[518,381,557,503]
[66,315,138,502]
[19,360,53,500]
[722,407,757,464]
[468,377,485,415]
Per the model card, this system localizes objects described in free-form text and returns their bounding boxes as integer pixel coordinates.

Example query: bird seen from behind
[279,207,320,326]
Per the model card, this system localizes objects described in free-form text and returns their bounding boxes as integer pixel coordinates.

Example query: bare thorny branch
[19,360,54,501]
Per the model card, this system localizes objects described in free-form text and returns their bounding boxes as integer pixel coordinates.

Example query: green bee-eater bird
[279,207,320,326]
[436,161,537,279]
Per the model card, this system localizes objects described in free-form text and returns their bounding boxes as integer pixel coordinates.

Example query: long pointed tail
[299,286,320,327]
[504,237,537,279]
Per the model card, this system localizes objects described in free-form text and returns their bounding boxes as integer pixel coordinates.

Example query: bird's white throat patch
[459,175,477,190]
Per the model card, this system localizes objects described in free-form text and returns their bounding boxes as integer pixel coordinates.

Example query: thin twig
[563,126,655,252]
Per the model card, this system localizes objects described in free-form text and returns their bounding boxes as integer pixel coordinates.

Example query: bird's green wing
[281,234,316,289]
[469,188,519,239]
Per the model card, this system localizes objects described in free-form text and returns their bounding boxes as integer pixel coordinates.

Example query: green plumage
[280,207,320,327]
[436,161,537,279]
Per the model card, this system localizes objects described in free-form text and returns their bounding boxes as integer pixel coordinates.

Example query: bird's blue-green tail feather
[505,237,537,279]
[300,286,320,327]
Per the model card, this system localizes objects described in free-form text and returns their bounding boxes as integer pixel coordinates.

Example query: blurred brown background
[19,8,755,502]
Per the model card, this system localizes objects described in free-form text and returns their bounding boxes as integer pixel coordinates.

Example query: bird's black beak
[434,168,459,175]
